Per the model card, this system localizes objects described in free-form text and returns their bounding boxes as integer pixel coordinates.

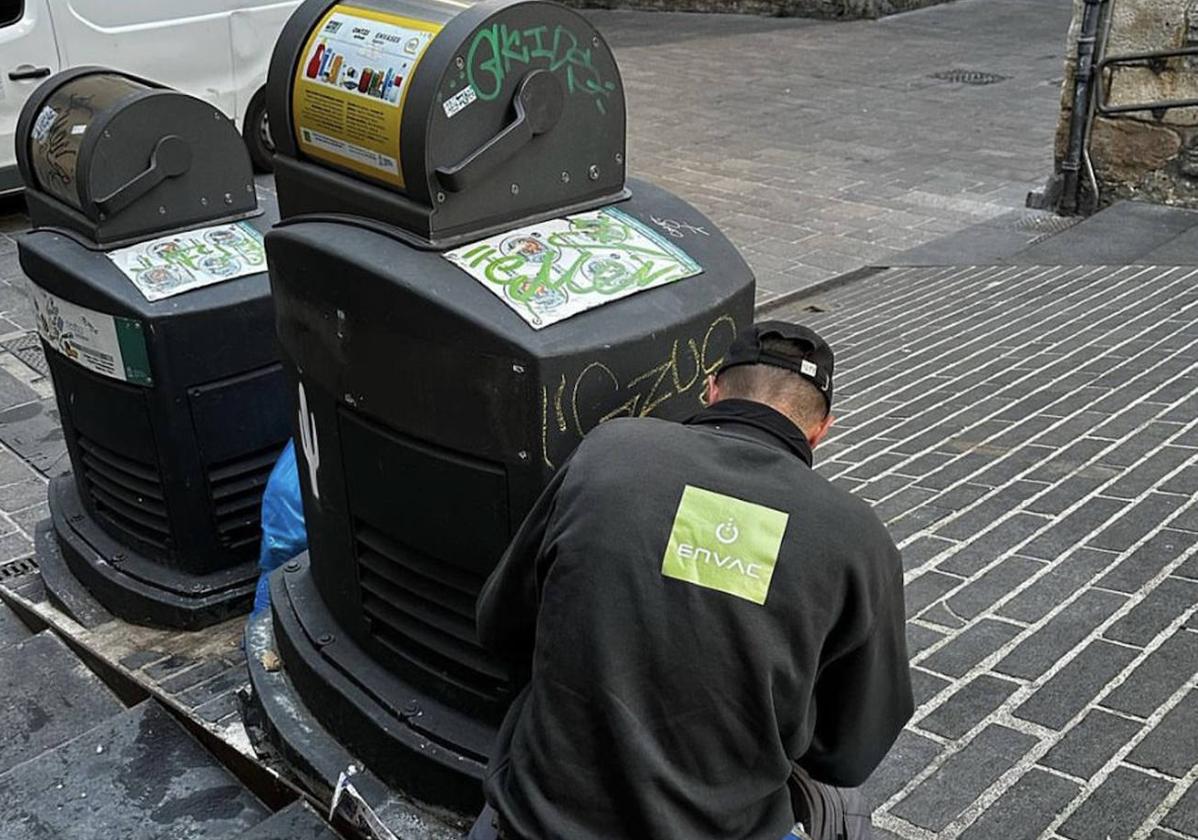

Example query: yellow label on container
[292,4,441,188]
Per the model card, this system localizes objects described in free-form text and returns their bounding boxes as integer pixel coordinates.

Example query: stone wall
[1055,0,1198,209]
[560,0,954,20]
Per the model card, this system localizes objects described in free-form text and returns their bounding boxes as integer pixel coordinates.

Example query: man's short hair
[715,336,830,429]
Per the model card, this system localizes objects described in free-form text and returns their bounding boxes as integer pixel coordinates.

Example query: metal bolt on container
[15,68,291,629]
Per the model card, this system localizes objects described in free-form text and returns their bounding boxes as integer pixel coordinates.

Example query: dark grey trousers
[787,766,873,840]
[465,805,502,840]
[467,769,872,839]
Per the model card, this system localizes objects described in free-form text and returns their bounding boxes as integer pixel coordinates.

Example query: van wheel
[244,88,275,173]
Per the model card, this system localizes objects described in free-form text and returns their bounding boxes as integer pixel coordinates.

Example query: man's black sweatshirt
[477,399,913,840]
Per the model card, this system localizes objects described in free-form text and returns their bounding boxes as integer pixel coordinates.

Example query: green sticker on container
[661,485,788,605]
[114,317,153,386]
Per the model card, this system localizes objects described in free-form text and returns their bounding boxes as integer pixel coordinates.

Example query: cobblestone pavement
[0,212,55,571]
[596,0,1073,305]
[775,263,1198,840]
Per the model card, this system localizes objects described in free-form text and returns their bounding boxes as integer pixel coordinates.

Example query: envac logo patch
[661,486,789,605]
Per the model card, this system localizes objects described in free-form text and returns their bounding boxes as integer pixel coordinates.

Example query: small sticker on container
[443,85,477,119]
[31,107,57,142]
[302,127,399,176]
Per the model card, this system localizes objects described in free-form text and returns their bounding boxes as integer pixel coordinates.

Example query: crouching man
[472,322,913,840]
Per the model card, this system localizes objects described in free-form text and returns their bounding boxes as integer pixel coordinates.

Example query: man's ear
[704,374,719,407]
[808,413,835,449]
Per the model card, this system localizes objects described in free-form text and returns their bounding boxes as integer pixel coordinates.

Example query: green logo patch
[661,485,789,605]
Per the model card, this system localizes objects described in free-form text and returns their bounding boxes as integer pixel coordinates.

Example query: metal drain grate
[1,333,49,377]
[1013,214,1081,234]
[0,556,39,581]
[930,69,1009,86]
[1014,213,1085,245]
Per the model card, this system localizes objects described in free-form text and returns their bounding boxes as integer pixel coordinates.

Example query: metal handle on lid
[94,135,193,216]
[435,69,564,193]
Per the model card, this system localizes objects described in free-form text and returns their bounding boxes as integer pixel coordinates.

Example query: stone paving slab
[594,0,1072,305]
[776,263,1198,839]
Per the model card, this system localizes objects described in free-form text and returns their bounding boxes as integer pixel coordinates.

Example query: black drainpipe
[1060,0,1106,214]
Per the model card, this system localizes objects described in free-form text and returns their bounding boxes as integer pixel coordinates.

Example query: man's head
[706,321,836,448]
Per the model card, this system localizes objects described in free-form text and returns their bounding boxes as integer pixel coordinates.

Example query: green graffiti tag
[465,23,617,114]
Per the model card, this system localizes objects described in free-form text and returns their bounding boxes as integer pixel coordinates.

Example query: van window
[0,0,21,28]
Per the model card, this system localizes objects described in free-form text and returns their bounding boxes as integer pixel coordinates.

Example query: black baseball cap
[717,321,835,412]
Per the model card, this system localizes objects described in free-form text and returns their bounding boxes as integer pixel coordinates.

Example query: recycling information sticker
[292,4,440,187]
[443,207,703,329]
[105,222,266,302]
[31,286,153,386]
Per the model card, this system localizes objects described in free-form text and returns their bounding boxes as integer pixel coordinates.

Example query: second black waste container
[15,68,292,628]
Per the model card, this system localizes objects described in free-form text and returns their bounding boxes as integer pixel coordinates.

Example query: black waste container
[15,68,291,628]
[247,0,757,818]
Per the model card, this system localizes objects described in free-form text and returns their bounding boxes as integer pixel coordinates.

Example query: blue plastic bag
[252,440,308,615]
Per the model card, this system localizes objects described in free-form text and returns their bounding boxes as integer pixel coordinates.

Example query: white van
[0,0,301,194]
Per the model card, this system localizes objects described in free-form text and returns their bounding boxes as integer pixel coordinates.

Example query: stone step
[0,699,269,839]
[238,800,342,839]
[1003,200,1198,266]
[0,630,123,774]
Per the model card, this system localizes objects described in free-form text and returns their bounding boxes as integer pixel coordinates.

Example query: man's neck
[685,399,814,466]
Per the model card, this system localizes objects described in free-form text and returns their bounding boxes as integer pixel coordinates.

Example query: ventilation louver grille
[207,445,279,552]
[77,436,170,549]
[353,520,507,699]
